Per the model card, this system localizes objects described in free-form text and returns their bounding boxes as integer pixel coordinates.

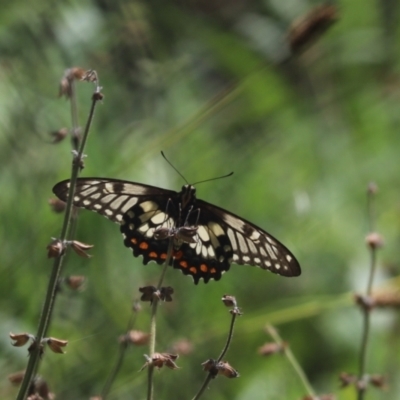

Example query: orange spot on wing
[140,242,149,250]
[189,267,197,274]
[173,250,183,259]
[160,253,167,260]
[149,252,158,258]
[131,238,138,245]
[180,261,188,268]
[210,268,216,273]
[200,264,208,272]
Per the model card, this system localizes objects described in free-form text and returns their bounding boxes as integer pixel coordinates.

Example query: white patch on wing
[81,187,98,196]
[140,201,158,213]
[151,211,166,224]
[138,223,149,232]
[221,213,246,232]
[198,226,210,242]
[121,198,138,213]
[110,195,129,209]
[237,234,248,253]
[208,222,224,237]
[227,229,238,250]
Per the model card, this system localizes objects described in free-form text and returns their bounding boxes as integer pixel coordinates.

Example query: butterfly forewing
[52,178,300,283]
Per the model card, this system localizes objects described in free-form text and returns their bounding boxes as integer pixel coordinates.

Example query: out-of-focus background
[1,0,400,399]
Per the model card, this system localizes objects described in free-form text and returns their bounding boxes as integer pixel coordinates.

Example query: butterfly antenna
[192,171,234,186]
[161,151,189,184]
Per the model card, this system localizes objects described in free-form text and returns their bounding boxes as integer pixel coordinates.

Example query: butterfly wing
[52,178,177,224]
[196,199,301,277]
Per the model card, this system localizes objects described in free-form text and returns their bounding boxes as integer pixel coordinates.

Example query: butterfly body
[53,178,300,284]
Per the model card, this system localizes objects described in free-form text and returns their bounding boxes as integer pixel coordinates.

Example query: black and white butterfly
[52,178,301,284]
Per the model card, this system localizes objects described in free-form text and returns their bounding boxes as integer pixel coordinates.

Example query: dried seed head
[44,337,68,354]
[365,233,384,249]
[10,333,34,347]
[288,4,338,53]
[64,275,86,291]
[47,239,66,258]
[201,359,219,377]
[35,378,55,400]
[258,341,287,357]
[119,330,150,346]
[48,198,66,213]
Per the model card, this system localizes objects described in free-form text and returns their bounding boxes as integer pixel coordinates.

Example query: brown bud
[45,337,68,354]
[365,232,384,249]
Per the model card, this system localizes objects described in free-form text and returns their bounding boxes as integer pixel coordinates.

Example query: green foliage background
[1,0,400,399]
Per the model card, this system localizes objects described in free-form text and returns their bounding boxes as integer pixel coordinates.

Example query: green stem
[146,240,173,400]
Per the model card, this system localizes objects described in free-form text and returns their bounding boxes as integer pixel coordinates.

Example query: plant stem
[16,75,101,400]
[146,240,173,400]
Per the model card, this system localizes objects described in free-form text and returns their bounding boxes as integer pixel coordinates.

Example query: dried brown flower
[69,240,94,258]
[119,330,150,346]
[372,291,400,308]
[10,333,34,347]
[140,353,179,371]
[367,182,378,195]
[139,286,159,303]
[170,338,194,355]
[258,341,287,356]
[339,372,356,388]
[8,370,25,385]
[201,359,239,378]
[50,128,68,144]
[370,375,387,390]
[354,294,375,311]
[64,275,86,291]
[45,337,68,354]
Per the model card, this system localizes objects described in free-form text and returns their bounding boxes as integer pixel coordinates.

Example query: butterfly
[52,178,301,284]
